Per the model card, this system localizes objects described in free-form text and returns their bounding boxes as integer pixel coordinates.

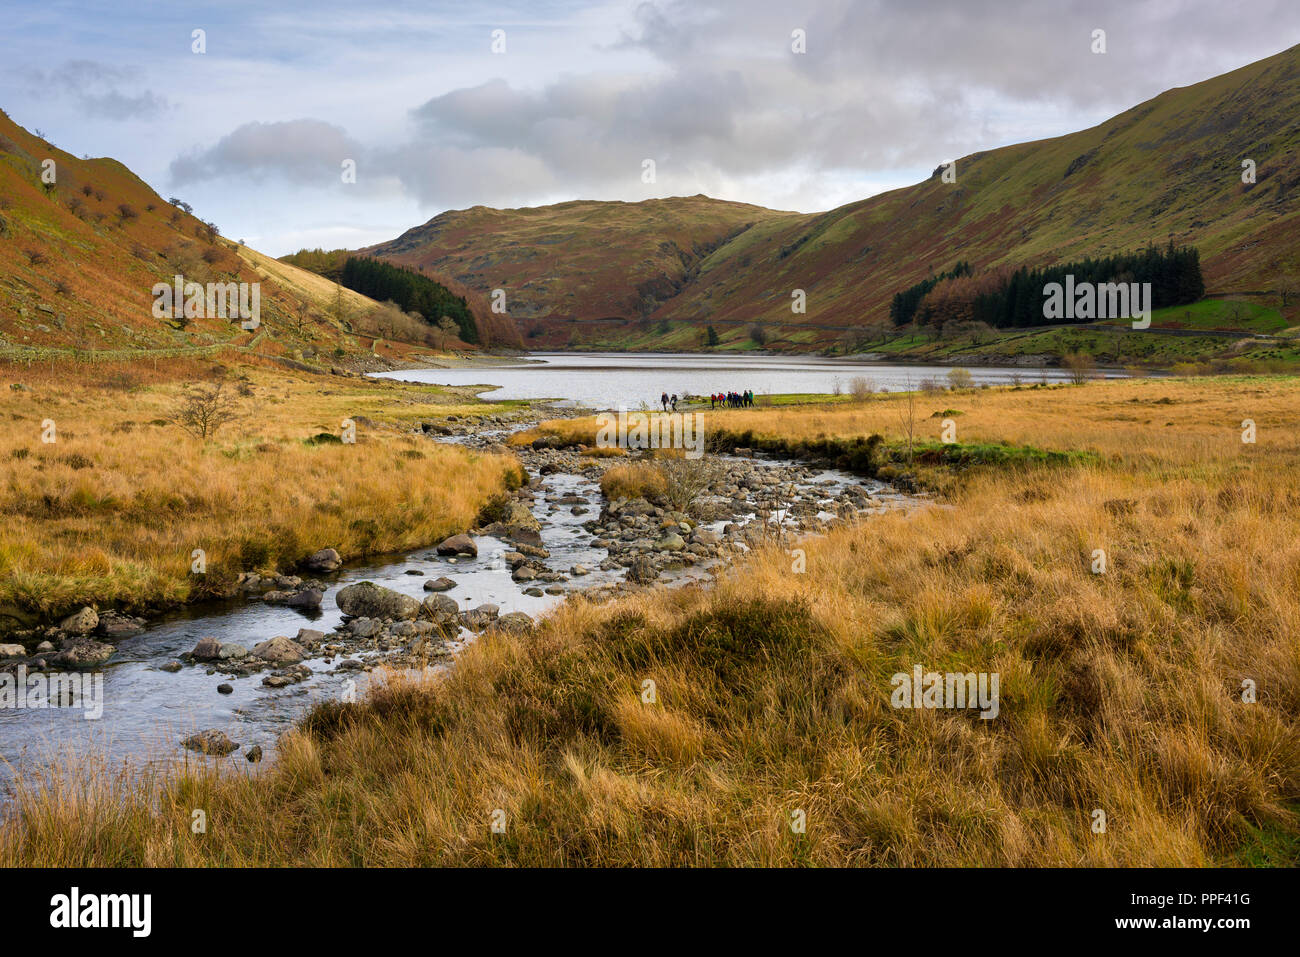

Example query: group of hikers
[711,390,754,408]
[657,390,756,410]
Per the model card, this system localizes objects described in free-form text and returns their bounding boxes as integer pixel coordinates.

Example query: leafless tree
[176,379,238,440]
[897,377,917,464]
[1061,350,1097,385]
[436,316,458,350]
[656,454,718,515]
[1276,277,1297,309]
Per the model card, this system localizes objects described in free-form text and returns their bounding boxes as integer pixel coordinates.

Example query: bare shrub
[175,379,238,440]
[849,376,875,401]
[947,368,975,390]
[655,452,718,515]
[1061,351,1097,385]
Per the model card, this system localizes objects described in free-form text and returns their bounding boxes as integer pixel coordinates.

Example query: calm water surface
[371,352,1085,407]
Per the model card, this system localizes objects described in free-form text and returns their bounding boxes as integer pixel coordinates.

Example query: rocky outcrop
[303,547,342,572]
[58,607,98,636]
[335,581,421,620]
[435,534,477,557]
[250,636,305,664]
[55,637,115,668]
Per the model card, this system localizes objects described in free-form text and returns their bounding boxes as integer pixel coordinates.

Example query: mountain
[0,108,440,365]
[366,43,1300,351]
[363,195,798,342]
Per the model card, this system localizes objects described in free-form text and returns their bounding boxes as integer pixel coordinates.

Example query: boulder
[423,577,456,592]
[490,612,535,635]
[335,581,420,620]
[460,603,500,631]
[295,628,326,648]
[693,528,722,546]
[347,617,382,638]
[262,587,323,609]
[0,643,26,658]
[627,556,657,584]
[182,729,239,756]
[96,613,145,639]
[217,643,248,660]
[655,533,685,552]
[436,534,478,557]
[251,635,305,664]
[191,637,222,661]
[246,745,263,763]
[303,547,342,572]
[55,638,114,668]
[421,593,460,623]
[59,606,99,636]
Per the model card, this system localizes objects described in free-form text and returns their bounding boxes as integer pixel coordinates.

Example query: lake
[371,352,1083,407]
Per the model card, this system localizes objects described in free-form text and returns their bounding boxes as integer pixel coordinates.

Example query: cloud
[169,119,364,186]
[23,59,170,119]
[135,0,1300,252]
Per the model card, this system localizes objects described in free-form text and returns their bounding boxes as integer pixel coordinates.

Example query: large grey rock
[435,534,477,557]
[251,635,305,664]
[627,556,657,584]
[460,604,500,631]
[96,613,145,639]
[295,628,326,648]
[347,617,382,638]
[262,587,323,609]
[335,581,420,620]
[217,643,248,660]
[59,606,99,636]
[303,547,342,572]
[56,638,114,667]
[191,637,222,660]
[421,593,460,623]
[423,577,456,592]
[655,533,685,552]
[182,729,239,756]
[490,612,535,635]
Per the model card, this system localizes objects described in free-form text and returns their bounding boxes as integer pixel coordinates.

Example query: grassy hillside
[0,108,466,367]
[363,44,1300,355]
[364,195,798,335]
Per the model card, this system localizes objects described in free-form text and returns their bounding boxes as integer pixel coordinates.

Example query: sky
[2,0,1298,256]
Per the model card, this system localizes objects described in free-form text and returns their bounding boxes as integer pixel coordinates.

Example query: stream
[0,409,918,802]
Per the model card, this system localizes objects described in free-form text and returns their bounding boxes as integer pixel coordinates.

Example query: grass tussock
[3,375,1299,865]
[0,362,522,617]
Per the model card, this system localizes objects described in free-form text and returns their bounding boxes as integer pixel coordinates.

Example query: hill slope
[0,109,415,366]
[364,195,799,335]
[366,44,1300,351]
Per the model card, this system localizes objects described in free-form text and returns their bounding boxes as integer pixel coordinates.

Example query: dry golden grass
[598,461,667,501]
[3,375,1297,866]
[0,360,523,617]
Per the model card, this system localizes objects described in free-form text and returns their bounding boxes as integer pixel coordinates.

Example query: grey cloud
[169,119,364,185]
[25,59,170,119]
[159,0,1300,227]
